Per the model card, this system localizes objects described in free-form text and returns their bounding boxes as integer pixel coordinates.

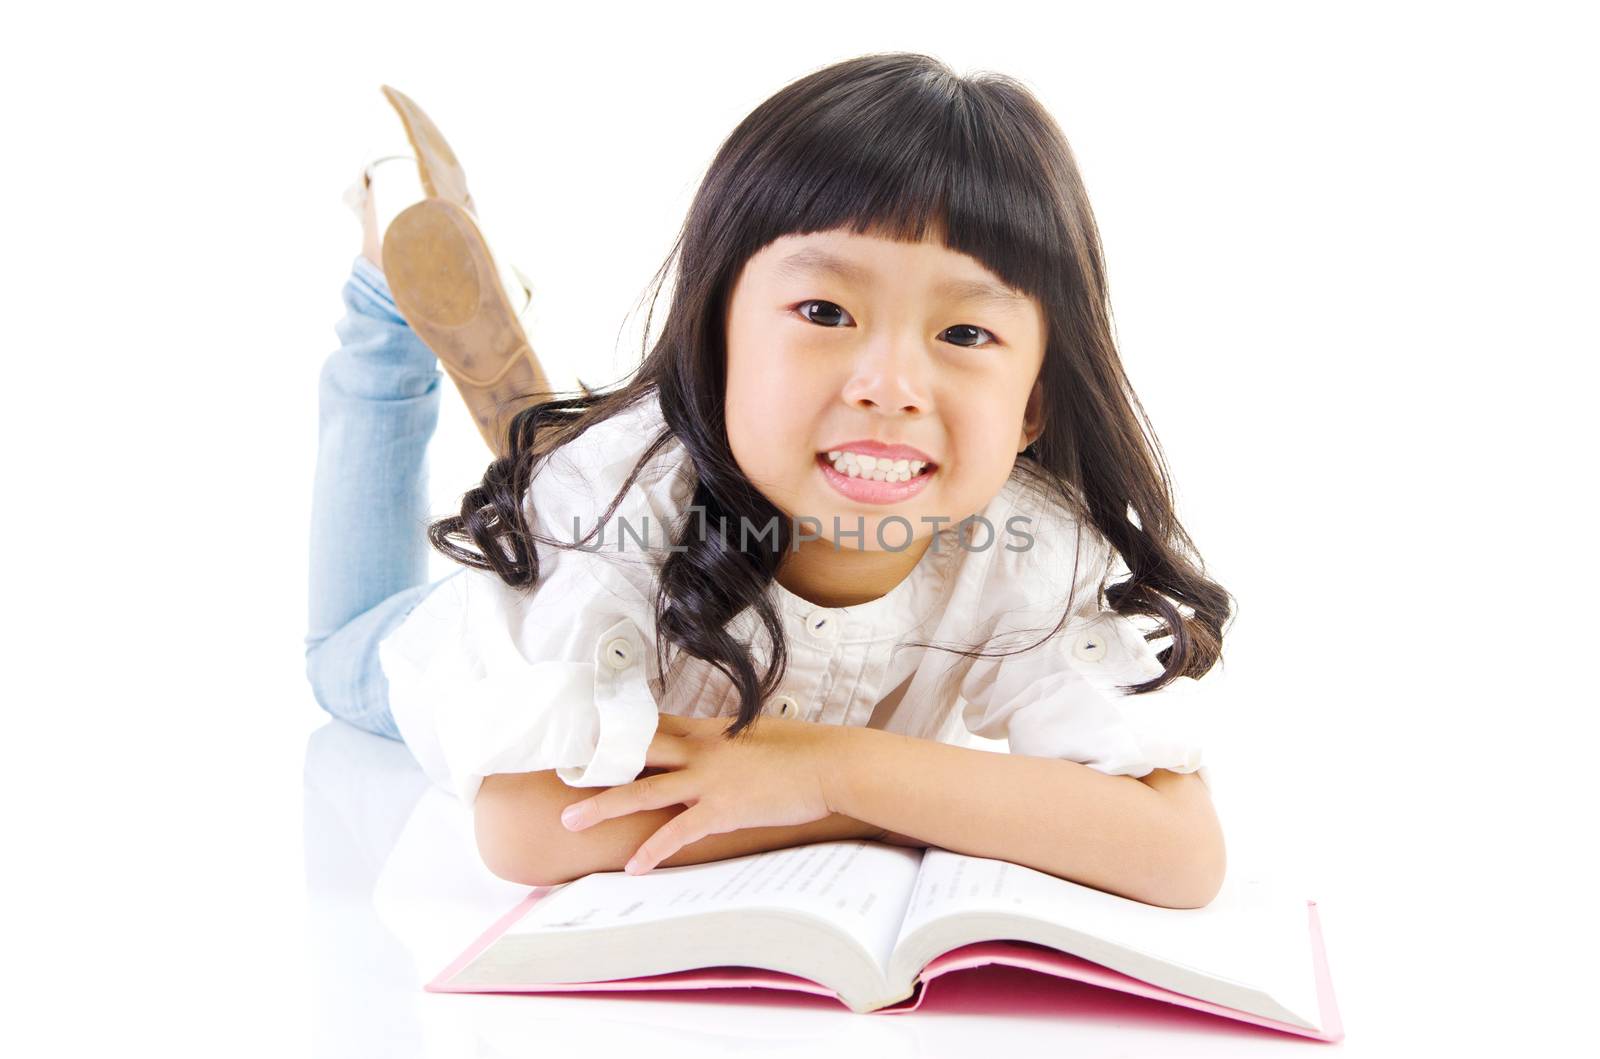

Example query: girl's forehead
[760,226,984,274]
[751,229,1031,307]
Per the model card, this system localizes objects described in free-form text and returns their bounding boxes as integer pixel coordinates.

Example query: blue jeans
[304,254,466,743]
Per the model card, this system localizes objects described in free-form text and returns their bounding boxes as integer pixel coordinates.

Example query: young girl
[306,53,1233,909]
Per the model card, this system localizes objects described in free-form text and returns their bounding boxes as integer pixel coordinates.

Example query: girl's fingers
[626,803,723,874]
[561,768,690,832]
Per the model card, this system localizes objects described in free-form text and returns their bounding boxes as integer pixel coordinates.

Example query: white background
[3,1,1595,1054]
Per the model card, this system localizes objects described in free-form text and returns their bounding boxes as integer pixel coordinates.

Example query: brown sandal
[382,197,557,459]
[372,86,578,457]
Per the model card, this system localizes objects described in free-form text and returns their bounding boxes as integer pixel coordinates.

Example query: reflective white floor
[301,721,1333,1057]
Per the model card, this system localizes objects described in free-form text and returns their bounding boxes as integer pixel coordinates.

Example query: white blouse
[378,393,1217,809]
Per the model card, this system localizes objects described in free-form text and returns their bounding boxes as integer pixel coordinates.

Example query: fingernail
[561,805,581,829]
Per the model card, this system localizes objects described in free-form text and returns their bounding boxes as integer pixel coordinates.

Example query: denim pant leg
[304,254,463,742]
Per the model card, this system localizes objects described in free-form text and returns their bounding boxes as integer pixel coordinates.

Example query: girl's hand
[559,713,846,875]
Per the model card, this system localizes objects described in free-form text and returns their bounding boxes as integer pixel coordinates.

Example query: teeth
[822,449,932,483]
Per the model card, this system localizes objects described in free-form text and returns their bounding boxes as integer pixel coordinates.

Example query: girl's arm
[822,727,1226,909]
[474,769,886,887]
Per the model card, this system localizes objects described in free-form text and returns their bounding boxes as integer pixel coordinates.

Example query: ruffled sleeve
[377,400,681,809]
[958,609,1217,786]
[956,484,1218,788]
[377,555,662,808]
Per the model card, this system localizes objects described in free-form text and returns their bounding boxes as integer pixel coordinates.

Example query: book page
[508,839,924,972]
[895,848,1319,1022]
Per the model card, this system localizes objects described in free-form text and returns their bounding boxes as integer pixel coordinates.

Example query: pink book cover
[423,886,1345,1042]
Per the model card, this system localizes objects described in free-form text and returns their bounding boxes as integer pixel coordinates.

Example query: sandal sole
[381,198,554,457]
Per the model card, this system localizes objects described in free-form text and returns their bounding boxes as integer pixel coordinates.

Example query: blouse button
[603,637,635,670]
[804,610,838,641]
[1072,628,1108,663]
[772,694,799,717]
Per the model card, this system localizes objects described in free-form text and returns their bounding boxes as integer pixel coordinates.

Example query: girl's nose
[840,337,932,416]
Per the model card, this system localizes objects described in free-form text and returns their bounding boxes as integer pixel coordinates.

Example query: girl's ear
[1017,376,1046,453]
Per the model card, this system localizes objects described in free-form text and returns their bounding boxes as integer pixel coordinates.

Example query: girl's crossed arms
[556,713,1222,909]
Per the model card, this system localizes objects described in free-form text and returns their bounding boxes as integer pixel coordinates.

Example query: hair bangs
[714,67,1064,305]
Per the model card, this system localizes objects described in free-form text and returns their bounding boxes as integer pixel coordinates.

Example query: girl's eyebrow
[774,247,1028,309]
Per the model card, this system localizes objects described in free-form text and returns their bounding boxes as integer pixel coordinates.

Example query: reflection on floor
[301,720,528,1058]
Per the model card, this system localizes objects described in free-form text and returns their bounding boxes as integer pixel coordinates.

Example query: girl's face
[723,227,1047,554]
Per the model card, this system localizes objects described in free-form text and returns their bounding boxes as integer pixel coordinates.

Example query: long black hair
[429,51,1235,740]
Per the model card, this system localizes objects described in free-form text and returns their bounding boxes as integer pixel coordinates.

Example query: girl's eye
[794,301,999,348]
[940,323,998,349]
[796,299,854,328]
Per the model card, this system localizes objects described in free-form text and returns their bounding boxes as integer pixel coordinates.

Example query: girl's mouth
[815,450,937,505]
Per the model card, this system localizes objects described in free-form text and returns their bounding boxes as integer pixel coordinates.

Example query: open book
[427,840,1342,1041]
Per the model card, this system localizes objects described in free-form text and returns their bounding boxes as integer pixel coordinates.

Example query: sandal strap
[362,153,415,185]
[341,154,414,219]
